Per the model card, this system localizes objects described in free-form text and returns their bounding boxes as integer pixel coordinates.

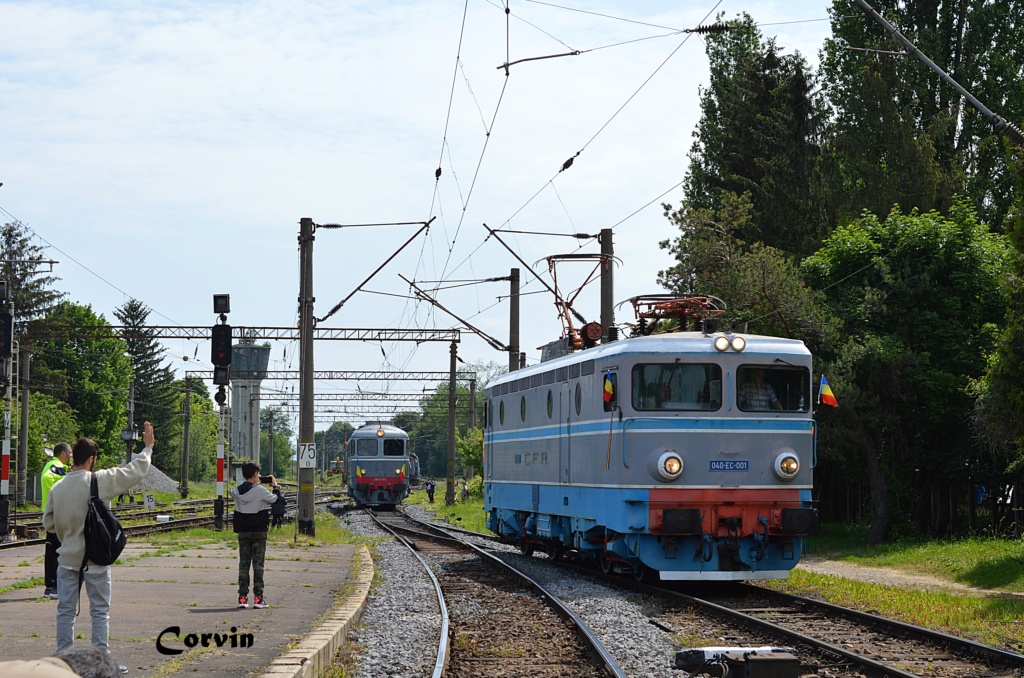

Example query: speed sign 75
[298,442,316,468]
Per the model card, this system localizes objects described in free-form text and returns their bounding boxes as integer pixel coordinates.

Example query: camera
[260,475,272,484]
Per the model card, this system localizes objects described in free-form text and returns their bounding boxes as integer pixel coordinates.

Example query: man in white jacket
[42,422,154,662]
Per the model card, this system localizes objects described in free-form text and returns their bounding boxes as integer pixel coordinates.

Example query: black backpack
[82,474,127,567]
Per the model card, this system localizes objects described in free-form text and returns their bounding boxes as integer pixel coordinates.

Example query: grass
[756,522,1024,651]
[765,567,1024,650]
[806,523,1024,592]
[404,477,488,533]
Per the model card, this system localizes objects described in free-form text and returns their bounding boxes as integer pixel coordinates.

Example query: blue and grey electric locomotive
[483,317,819,581]
[345,423,412,508]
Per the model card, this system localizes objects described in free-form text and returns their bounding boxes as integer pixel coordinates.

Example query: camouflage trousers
[237,531,268,598]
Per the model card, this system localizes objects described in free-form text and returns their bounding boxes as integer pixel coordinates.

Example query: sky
[0,0,838,426]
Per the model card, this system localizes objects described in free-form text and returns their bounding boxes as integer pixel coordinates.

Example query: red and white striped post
[0,358,12,539]
[214,404,225,529]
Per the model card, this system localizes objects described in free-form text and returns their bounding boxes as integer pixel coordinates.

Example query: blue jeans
[56,565,111,654]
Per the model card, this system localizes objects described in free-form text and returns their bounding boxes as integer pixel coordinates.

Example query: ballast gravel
[341,506,681,678]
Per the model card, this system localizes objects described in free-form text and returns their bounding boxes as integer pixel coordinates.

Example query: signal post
[211,294,231,529]
[0,283,12,540]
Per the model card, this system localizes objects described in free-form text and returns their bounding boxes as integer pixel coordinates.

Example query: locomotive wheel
[599,553,612,574]
[546,543,563,561]
[520,540,536,557]
[632,563,647,582]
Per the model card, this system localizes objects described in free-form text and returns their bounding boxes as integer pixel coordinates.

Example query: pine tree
[114,299,179,472]
[0,222,65,323]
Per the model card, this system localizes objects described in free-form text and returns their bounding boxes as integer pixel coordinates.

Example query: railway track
[367,508,627,678]
[0,491,344,550]
[411,511,1024,677]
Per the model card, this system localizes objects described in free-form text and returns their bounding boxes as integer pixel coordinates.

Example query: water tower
[230,333,272,469]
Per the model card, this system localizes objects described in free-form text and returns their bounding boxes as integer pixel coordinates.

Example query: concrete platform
[0,532,373,677]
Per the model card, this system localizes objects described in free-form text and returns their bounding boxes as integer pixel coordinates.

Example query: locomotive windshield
[737,365,810,412]
[356,438,378,455]
[632,363,722,411]
[383,439,405,456]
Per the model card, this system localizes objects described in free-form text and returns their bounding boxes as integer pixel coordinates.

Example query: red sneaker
[253,596,267,609]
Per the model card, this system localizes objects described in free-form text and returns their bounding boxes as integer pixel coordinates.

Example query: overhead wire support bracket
[316,217,435,323]
[399,273,508,352]
[482,223,587,325]
[497,49,580,72]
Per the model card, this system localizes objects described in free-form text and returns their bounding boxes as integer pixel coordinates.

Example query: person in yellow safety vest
[40,442,72,600]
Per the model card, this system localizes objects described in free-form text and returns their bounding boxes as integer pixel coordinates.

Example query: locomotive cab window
[356,438,378,455]
[383,439,405,456]
[632,363,721,411]
[737,365,810,412]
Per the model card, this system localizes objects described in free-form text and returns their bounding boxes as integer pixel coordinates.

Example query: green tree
[802,202,1009,542]
[456,427,483,478]
[972,192,1024,520]
[0,221,66,323]
[821,0,1024,228]
[31,302,133,465]
[166,378,219,484]
[114,298,178,470]
[659,191,834,347]
[260,406,294,478]
[683,13,828,256]
[22,392,79,479]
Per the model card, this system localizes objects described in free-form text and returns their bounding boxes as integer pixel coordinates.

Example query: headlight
[657,451,684,481]
[774,451,800,480]
[714,336,729,352]
[730,336,746,352]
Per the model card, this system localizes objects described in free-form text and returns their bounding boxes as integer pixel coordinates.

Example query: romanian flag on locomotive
[603,372,614,402]
[819,375,837,407]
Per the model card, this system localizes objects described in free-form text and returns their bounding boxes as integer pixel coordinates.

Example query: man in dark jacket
[230,462,282,609]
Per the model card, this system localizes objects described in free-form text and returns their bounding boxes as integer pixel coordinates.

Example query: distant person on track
[425,478,435,503]
[41,441,72,600]
[460,481,469,502]
[231,463,282,609]
[42,422,154,673]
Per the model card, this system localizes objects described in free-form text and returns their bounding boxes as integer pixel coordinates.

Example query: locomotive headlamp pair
[774,450,800,480]
[713,335,746,352]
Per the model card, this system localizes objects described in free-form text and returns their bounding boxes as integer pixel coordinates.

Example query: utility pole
[123,381,136,464]
[0,282,13,539]
[446,341,457,504]
[268,409,274,477]
[17,350,31,503]
[509,268,520,372]
[599,228,615,341]
[181,377,191,498]
[297,217,316,535]
[469,379,477,429]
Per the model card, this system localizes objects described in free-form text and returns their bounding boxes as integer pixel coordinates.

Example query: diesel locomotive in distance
[345,422,411,508]
[483,295,819,581]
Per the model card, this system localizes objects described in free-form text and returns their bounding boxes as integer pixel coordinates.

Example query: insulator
[687,22,732,34]
[995,119,1024,148]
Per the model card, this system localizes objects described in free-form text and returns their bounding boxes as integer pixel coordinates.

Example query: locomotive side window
[499,400,505,425]
[632,363,721,411]
[383,439,405,456]
[356,438,378,456]
[574,383,582,416]
[546,390,553,419]
[736,365,810,412]
[520,395,526,423]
